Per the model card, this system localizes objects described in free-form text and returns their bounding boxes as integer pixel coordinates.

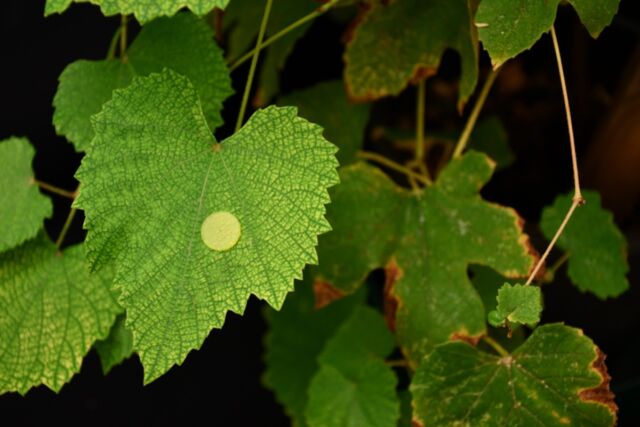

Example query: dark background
[1,0,639,425]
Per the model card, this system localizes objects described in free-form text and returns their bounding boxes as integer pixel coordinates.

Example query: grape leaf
[487,283,542,328]
[0,138,53,253]
[94,314,134,374]
[75,69,339,383]
[279,80,371,166]
[305,306,400,427]
[45,0,229,23]
[314,153,536,366]
[477,0,620,67]
[344,0,478,104]
[223,0,318,105]
[540,191,629,299]
[264,276,365,427]
[411,323,617,426]
[0,234,121,394]
[53,12,232,151]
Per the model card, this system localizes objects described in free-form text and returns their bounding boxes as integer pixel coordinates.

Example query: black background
[1,0,639,425]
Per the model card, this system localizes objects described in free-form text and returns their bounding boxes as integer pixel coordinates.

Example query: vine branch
[33,179,77,200]
[234,0,273,132]
[228,0,339,72]
[524,25,585,287]
[358,151,432,186]
[452,67,499,159]
[415,79,426,162]
[119,15,129,63]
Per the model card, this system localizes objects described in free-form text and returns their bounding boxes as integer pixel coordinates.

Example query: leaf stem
[482,335,510,358]
[525,199,579,286]
[234,0,273,133]
[119,15,129,63]
[358,151,432,186]
[543,251,570,282]
[107,27,122,60]
[55,207,78,250]
[452,68,499,159]
[228,0,340,72]
[33,179,77,200]
[550,26,582,202]
[415,79,426,162]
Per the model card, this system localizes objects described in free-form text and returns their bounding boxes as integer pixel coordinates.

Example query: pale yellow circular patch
[200,211,241,251]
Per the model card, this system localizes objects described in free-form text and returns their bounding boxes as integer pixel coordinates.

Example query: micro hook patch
[201,211,241,251]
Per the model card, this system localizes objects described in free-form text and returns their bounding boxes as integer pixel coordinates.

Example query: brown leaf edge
[312,279,346,309]
[579,347,618,423]
[382,257,403,332]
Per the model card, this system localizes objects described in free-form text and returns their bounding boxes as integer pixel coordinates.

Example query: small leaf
[488,283,542,328]
[75,69,338,383]
[278,80,371,166]
[344,0,478,104]
[0,235,121,394]
[477,0,620,67]
[305,306,400,427]
[54,13,233,151]
[0,138,53,253]
[412,323,617,426]
[314,152,537,365]
[45,0,230,23]
[264,276,365,427]
[94,314,134,374]
[540,191,629,299]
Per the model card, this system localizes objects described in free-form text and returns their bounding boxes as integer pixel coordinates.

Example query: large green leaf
[477,0,620,67]
[344,0,478,104]
[314,152,536,366]
[224,0,318,105]
[305,306,400,427]
[94,314,134,374]
[278,80,371,166]
[75,69,338,383]
[540,191,629,299]
[0,235,120,394]
[264,276,365,427]
[53,12,233,151]
[45,0,229,23]
[412,324,617,426]
[0,138,53,253]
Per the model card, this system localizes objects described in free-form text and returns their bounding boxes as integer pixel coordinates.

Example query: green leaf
[45,0,230,23]
[488,283,542,328]
[0,234,121,394]
[224,0,318,105]
[411,323,617,426]
[264,276,365,427]
[314,152,536,365]
[344,0,478,104]
[0,138,53,253]
[279,81,371,166]
[75,69,339,383]
[477,0,620,67]
[305,306,400,427]
[540,191,629,299]
[94,314,134,374]
[53,12,233,151]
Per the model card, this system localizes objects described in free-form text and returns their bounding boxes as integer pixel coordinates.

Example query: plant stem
[33,179,77,200]
[229,0,339,72]
[551,26,582,202]
[119,15,129,63]
[415,80,426,162]
[358,151,432,186]
[452,68,499,159]
[525,199,579,286]
[524,27,585,286]
[544,251,570,282]
[107,27,122,60]
[234,0,273,133]
[482,335,510,358]
[55,207,78,250]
